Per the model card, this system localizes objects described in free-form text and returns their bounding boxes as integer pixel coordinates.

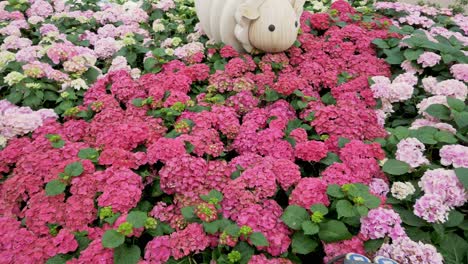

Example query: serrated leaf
[281,205,310,230]
[225,224,240,237]
[102,230,125,248]
[320,152,341,165]
[336,200,355,219]
[291,232,318,254]
[425,104,451,120]
[454,168,468,189]
[310,204,328,215]
[126,211,147,228]
[78,148,99,161]
[382,159,410,175]
[250,232,269,247]
[181,206,195,221]
[45,180,66,196]
[318,220,352,243]
[364,239,384,253]
[447,97,465,112]
[114,244,141,264]
[203,220,220,234]
[327,184,345,198]
[64,162,84,177]
[302,221,319,235]
[454,112,468,129]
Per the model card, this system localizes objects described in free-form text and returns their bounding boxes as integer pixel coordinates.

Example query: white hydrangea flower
[391,182,416,200]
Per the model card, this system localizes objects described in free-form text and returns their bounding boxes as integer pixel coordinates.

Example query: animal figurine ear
[236,0,266,20]
[290,0,306,18]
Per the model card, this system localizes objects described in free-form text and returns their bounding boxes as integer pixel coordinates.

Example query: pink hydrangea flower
[395,138,429,168]
[360,207,406,240]
[417,52,441,68]
[289,178,330,209]
[440,144,468,168]
[451,64,468,82]
[377,237,443,264]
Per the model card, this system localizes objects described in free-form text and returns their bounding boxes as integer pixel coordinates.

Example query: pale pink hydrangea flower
[416,95,448,117]
[369,178,389,197]
[155,0,175,11]
[395,138,429,168]
[415,169,467,223]
[450,64,468,82]
[417,52,441,68]
[413,194,450,223]
[0,100,57,139]
[370,75,414,103]
[360,207,406,240]
[401,60,422,74]
[410,118,457,134]
[440,144,468,168]
[377,237,443,264]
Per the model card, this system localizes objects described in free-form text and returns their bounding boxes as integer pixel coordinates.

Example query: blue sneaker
[344,253,372,264]
[374,256,399,264]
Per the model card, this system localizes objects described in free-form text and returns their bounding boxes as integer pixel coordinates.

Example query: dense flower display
[0,0,467,263]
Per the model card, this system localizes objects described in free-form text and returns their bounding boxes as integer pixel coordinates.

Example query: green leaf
[265,89,280,101]
[78,148,99,161]
[64,162,84,177]
[184,141,194,154]
[281,205,310,230]
[200,189,223,203]
[321,92,336,105]
[447,97,465,112]
[439,233,468,264]
[392,206,426,227]
[83,67,101,83]
[46,254,68,264]
[425,104,451,120]
[403,49,424,61]
[434,131,457,143]
[383,47,404,64]
[364,239,384,253]
[114,244,141,264]
[318,220,352,243]
[132,98,144,107]
[213,60,225,71]
[338,137,350,148]
[291,232,318,254]
[126,211,147,228]
[327,184,345,198]
[320,153,341,165]
[250,232,269,247]
[356,206,369,217]
[225,224,240,237]
[144,57,157,71]
[454,112,468,129]
[45,180,66,196]
[52,140,65,149]
[232,242,254,264]
[336,200,355,219]
[411,127,438,144]
[302,222,319,235]
[444,210,464,227]
[181,206,196,221]
[372,39,390,49]
[203,221,220,234]
[102,230,125,248]
[454,168,468,189]
[393,126,410,140]
[310,204,328,215]
[382,159,410,175]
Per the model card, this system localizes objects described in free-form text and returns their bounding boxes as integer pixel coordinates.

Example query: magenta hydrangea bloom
[289,178,330,209]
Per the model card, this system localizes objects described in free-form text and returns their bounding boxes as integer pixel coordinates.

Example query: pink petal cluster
[417,52,441,68]
[440,144,468,168]
[395,138,429,168]
[415,169,467,223]
[377,237,443,264]
[289,178,330,209]
[360,207,406,240]
[323,235,367,263]
[451,64,468,82]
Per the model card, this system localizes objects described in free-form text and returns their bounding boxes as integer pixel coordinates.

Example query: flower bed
[0,0,467,264]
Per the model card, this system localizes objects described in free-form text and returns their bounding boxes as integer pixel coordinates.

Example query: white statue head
[235,0,305,53]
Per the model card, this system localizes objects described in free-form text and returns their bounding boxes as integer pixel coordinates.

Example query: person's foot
[344,253,372,264]
[373,256,399,264]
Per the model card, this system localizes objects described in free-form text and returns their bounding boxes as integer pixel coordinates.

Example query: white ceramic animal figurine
[194,0,305,53]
